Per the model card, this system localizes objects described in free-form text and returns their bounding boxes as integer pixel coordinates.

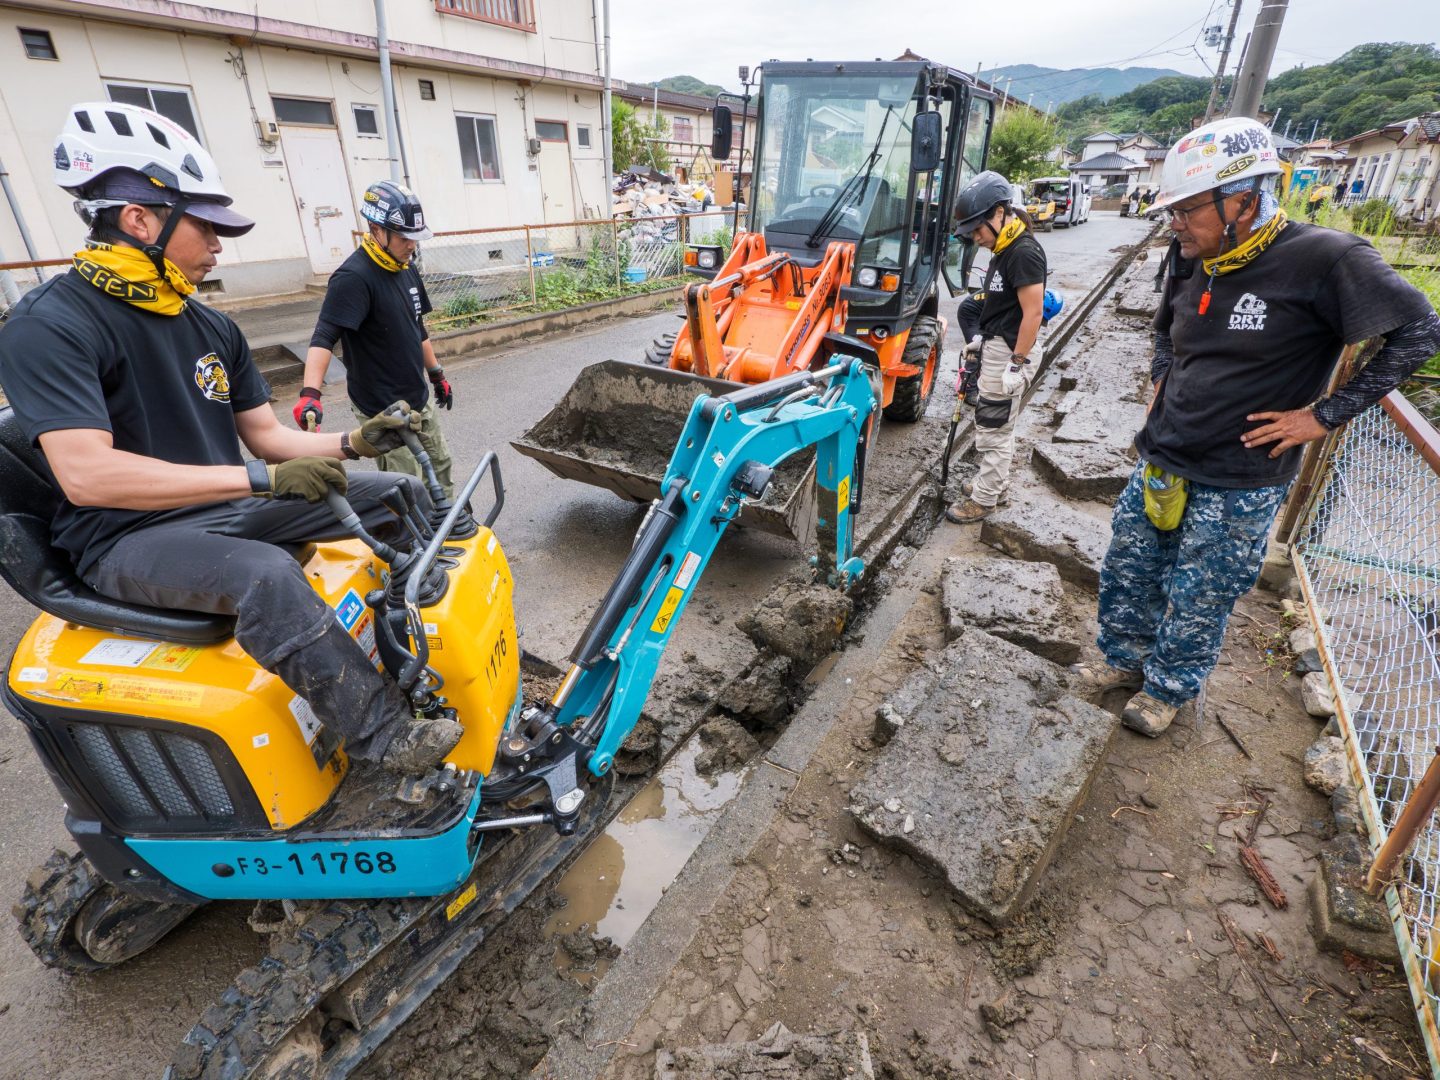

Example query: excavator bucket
[512,360,818,542]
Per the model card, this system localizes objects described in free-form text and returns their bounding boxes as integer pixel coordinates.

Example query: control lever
[378,485,429,549]
[384,404,448,511]
[392,478,436,540]
[324,489,400,564]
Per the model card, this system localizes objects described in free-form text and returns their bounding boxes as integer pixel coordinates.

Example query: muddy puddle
[544,738,746,983]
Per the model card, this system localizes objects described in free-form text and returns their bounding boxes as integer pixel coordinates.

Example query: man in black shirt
[945,171,1047,524]
[1079,117,1440,737]
[0,103,463,775]
[297,181,455,497]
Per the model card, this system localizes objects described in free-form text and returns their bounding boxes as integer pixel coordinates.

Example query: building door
[278,120,356,275]
[535,120,575,224]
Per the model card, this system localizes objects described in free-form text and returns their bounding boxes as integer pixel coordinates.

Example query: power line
[996,13,1212,101]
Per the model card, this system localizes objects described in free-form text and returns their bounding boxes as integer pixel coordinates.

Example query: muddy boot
[1068,662,1143,699]
[1121,691,1179,737]
[380,718,464,775]
[945,498,996,524]
[960,478,1008,506]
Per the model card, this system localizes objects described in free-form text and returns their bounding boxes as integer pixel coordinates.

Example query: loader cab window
[958,96,992,189]
[754,72,921,271]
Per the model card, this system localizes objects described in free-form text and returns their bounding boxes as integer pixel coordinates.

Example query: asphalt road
[0,210,1151,1079]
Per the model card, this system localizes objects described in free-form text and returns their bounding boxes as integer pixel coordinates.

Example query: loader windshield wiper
[806,105,895,248]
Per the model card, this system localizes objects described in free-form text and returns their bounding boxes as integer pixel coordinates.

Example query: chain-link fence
[412,210,735,332]
[1291,391,1440,1068]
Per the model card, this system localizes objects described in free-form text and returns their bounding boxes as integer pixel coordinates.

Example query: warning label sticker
[79,639,158,668]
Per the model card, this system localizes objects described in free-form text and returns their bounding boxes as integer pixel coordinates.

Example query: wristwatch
[1010,352,1030,365]
[245,458,272,496]
[339,430,362,461]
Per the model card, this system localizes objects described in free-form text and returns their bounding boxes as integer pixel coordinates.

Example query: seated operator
[0,102,462,776]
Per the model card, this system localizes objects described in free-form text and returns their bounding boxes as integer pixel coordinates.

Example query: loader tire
[883,316,942,423]
[644,331,678,366]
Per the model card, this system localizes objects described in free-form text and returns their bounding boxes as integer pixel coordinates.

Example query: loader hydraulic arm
[540,359,875,777]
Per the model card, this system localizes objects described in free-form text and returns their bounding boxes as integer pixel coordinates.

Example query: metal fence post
[524,224,537,306]
[612,217,621,288]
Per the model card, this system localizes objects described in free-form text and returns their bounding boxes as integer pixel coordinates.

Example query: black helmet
[360,180,433,240]
[953,170,1013,236]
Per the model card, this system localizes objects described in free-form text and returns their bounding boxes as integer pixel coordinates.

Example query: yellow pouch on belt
[1142,463,1187,531]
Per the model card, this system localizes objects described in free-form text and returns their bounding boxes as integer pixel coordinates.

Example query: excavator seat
[0,407,235,644]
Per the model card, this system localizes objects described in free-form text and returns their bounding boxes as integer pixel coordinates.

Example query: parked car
[1028,176,1090,227]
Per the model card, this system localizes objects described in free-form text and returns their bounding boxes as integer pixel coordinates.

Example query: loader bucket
[512,360,818,543]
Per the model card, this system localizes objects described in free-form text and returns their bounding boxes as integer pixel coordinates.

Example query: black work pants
[83,473,428,762]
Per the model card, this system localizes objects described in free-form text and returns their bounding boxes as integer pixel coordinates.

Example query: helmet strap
[102,197,189,280]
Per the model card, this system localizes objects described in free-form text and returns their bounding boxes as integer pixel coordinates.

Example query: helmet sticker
[1201,144,1218,157]
[193,354,231,403]
[1220,127,1270,157]
[1175,132,1215,155]
[1216,154,1258,181]
[54,144,71,171]
[363,190,380,202]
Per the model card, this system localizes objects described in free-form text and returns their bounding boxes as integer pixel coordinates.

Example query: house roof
[1082,131,1123,143]
[1144,147,1169,161]
[1069,152,1143,172]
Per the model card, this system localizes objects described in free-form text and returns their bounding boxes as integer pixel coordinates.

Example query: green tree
[988,110,1056,183]
[611,99,673,174]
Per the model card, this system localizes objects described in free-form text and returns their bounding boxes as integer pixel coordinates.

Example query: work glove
[293,387,323,431]
[256,457,348,502]
[349,402,422,458]
[962,334,984,359]
[1000,354,1032,398]
[428,366,453,410]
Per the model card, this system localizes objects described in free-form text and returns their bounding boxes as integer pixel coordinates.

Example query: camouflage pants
[1097,464,1288,706]
[350,396,455,499]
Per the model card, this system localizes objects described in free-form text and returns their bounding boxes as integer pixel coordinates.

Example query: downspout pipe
[1,155,43,262]
[374,0,407,186]
[600,0,614,212]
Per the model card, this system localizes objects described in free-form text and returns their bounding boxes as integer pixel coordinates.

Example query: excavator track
[165,773,615,1080]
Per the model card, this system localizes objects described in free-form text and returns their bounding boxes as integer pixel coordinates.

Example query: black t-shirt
[979,232,1047,349]
[1138,222,1433,488]
[0,271,270,575]
[317,248,433,416]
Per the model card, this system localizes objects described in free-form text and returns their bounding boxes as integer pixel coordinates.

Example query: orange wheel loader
[515,60,996,540]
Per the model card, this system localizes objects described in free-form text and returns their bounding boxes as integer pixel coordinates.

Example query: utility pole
[1203,0,1243,123]
[1229,0,1288,120]
[373,0,405,185]
[599,0,614,204]
[1309,117,1319,143]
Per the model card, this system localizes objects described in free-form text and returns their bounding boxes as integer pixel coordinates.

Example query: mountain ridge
[984,64,1188,105]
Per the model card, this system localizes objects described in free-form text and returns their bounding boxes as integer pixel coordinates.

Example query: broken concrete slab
[1052,393,1148,451]
[655,1022,876,1080]
[1032,441,1134,502]
[693,716,761,777]
[1113,275,1160,319]
[850,628,1118,924]
[1309,835,1399,964]
[716,654,796,729]
[980,497,1111,590]
[737,578,851,667]
[940,556,1080,665]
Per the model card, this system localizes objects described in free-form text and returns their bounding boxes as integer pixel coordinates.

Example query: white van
[1029,175,1091,227]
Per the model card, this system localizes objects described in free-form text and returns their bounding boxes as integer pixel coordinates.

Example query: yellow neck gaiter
[72,242,194,316]
[991,216,1027,256]
[1202,209,1289,277]
[361,233,407,272]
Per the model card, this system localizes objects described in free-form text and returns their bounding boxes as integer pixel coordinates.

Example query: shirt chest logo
[193,353,231,403]
[1228,293,1268,331]
[409,285,422,320]
[989,271,1007,293]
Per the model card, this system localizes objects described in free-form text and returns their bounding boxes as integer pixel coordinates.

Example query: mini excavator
[0,360,874,1079]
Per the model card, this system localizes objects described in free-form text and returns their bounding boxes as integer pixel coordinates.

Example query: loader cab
[716,61,993,331]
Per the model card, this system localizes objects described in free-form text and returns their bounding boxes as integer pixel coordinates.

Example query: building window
[433,0,536,32]
[19,28,57,60]
[106,83,201,142]
[536,120,567,142]
[672,116,695,143]
[456,114,502,181]
[271,97,336,127]
[577,125,592,149]
[353,104,380,137]
[419,80,437,101]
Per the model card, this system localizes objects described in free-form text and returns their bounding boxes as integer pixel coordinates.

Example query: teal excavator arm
[495,358,874,802]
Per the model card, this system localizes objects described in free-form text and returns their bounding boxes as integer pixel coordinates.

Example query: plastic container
[623,266,647,284]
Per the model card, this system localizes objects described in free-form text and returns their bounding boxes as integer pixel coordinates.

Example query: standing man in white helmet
[297,180,456,498]
[1077,116,1440,737]
[0,103,463,775]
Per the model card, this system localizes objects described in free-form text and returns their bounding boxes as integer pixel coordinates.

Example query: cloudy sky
[609,0,1432,91]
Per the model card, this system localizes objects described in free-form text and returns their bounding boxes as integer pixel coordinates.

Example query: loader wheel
[644,331,678,366]
[883,316,942,423]
[13,848,196,973]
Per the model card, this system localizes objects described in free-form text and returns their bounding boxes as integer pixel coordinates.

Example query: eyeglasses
[1160,199,1222,226]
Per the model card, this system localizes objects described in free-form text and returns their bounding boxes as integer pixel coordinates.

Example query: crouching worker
[0,103,463,775]
[298,181,457,499]
[945,171,1047,524]
[1079,117,1440,737]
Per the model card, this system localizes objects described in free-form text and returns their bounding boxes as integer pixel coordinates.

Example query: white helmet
[54,101,252,235]
[1151,117,1282,212]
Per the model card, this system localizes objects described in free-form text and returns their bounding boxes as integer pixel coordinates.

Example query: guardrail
[1289,389,1440,1072]
[0,258,69,314]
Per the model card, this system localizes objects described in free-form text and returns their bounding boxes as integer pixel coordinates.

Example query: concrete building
[0,0,609,298]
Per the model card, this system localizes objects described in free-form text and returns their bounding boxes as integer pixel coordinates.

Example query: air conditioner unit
[527,137,542,156]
